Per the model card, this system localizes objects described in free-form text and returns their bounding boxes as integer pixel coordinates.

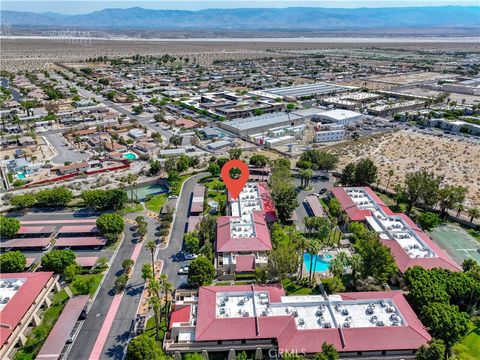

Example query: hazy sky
[2,1,479,14]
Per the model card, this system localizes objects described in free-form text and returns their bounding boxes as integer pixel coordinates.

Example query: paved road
[68,172,207,359]
[68,224,138,360]
[43,132,90,164]
[293,176,333,230]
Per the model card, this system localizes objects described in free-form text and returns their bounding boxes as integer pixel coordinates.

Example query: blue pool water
[123,152,138,160]
[303,253,332,273]
[16,172,26,179]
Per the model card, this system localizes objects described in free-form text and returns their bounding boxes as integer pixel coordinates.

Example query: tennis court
[429,224,480,265]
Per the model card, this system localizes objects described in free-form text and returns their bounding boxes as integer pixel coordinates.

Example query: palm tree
[329,252,350,278]
[455,204,464,218]
[160,274,174,324]
[467,208,480,223]
[303,217,315,237]
[148,293,161,340]
[148,278,162,340]
[385,169,394,191]
[295,235,309,278]
[146,240,157,276]
[308,240,321,283]
[350,254,363,281]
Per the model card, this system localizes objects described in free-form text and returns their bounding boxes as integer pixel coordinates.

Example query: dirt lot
[326,129,480,209]
[2,38,479,71]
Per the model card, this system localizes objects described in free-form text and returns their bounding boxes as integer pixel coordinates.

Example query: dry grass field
[326,129,480,209]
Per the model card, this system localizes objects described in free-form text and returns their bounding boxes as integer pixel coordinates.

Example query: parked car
[184,253,198,260]
[168,195,178,199]
[178,266,189,275]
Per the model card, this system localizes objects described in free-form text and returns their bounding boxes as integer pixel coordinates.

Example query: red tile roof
[0,272,55,348]
[235,255,256,273]
[58,225,98,233]
[36,295,89,359]
[331,187,461,272]
[55,236,106,247]
[187,215,202,233]
[169,305,192,330]
[1,237,51,248]
[17,225,55,235]
[193,285,430,354]
[257,182,277,222]
[75,256,98,267]
[216,211,272,253]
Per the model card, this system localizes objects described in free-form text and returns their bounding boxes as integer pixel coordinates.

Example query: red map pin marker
[220,160,250,200]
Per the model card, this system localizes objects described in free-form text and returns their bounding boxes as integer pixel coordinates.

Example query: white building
[317,109,363,125]
[315,129,345,142]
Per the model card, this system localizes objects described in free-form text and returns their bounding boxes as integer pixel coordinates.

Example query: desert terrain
[327,129,480,209]
[2,38,479,71]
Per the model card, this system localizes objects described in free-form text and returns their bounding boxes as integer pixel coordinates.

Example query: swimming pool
[303,253,332,273]
[123,152,138,160]
[16,172,26,179]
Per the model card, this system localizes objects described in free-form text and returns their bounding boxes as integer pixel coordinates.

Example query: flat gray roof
[222,112,302,131]
[262,83,353,98]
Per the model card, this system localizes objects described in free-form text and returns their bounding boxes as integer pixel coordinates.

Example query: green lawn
[282,278,319,295]
[70,273,104,297]
[202,177,226,214]
[120,202,144,214]
[144,312,167,342]
[145,194,167,213]
[457,318,480,359]
[14,290,69,360]
[169,175,189,196]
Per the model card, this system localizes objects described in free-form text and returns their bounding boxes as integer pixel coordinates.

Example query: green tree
[115,273,129,293]
[188,256,216,286]
[272,186,298,224]
[35,187,73,207]
[149,160,162,176]
[41,249,76,273]
[268,241,299,280]
[184,232,200,254]
[81,189,128,211]
[0,216,20,239]
[125,334,166,360]
[176,155,190,173]
[169,135,182,148]
[417,212,441,231]
[467,207,479,223]
[208,162,220,177]
[314,342,339,360]
[416,339,446,360]
[249,154,269,167]
[64,263,79,281]
[10,194,37,209]
[71,275,98,295]
[385,169,395,190]
[0,251,26,272]
[353,158,377,186]
[122,259,134,273]
[184,354,204,360]
[437,185,467,217]
[420,303,471,350]
[340,163,356,186]
[96,213,125,238]
[145,240,157,276]
[299,169,314,188]
[299,150,338,171]
[355,232,397,284]
[228,148,242,160]
[402,170,443,211]
[141,263,153,282]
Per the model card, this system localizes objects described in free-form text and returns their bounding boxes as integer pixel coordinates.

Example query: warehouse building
[316,109,363,126]
[220,112,304,137]
[250,82,355,100]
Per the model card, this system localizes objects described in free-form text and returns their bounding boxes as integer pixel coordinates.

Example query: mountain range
[1,6,479,31]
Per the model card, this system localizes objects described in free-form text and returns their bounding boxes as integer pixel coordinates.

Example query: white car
[178,266,189,275]
[167,195,178,199]
[184,253,198,260]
